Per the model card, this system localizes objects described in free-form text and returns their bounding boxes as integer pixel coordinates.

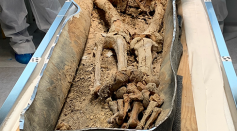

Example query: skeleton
[92,0,166,129]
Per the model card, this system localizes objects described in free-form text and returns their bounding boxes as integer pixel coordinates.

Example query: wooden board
[177,26,198,131]
[16,126,19,131]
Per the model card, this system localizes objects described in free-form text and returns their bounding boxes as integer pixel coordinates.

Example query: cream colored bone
[127,101,144,128]
[136,101,158,129]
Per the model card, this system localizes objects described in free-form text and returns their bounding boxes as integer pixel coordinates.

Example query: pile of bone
[105,82,163,129]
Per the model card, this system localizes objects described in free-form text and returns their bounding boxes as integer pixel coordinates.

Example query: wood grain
[178,26,198,131]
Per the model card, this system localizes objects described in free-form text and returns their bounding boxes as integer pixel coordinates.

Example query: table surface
[178,26,198,131]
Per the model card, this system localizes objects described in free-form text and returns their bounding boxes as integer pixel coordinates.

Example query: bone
[107,99,124,125]
[121,123,128,129]
[116,0,129,12]
[143,2,165,35]
[146,83,159,95]
[107,100,119,124]
[142,90,150,108]
[116,99,124,125]
[137,82,146,91]
[92,35,104,95]
[123,94,131,119]
[126,7,142,17]
[130,37,158,76]
[117,99,124,119]
[95,74,115,98]
[116,86,127,99]
[136,101,158,129]
[107,112,120,124]
[108,100,118,114]
[150,0,156,11]
[104,34,128,71]
[135,0,150,14]
[143,75,160,86]
[94,0,120,25]
[105,97,112,103]
[129,1,165,85]
[94,0,130,71]
[128,0,139,8]
[112,71,129,92]
[116,118,124,126]
[150,94,164,107]
[127,83,143,101]
[94,0,136,98]
[127,112,131,118]
[127,101,144,128]
[150,32,163,51]
[127,69,144,83]
[98,71,129,98]
[144,107,162,129]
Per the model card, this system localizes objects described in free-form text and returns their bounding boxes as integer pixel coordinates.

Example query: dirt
[56,0,166,130]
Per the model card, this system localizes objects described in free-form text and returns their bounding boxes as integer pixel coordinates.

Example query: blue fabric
[15,53,33,64]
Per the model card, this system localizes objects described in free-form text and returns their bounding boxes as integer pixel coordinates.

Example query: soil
[56,0,166,130]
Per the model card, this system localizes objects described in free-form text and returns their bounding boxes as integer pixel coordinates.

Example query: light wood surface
[178,27,198,131]
[16,126,20,131]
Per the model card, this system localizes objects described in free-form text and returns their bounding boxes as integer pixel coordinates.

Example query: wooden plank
[16,126,20,131]
[178,26,198,131]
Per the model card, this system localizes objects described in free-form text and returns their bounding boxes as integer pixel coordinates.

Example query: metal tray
[23,0,182,130]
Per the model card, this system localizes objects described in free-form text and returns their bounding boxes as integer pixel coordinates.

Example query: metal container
[23,0,182,130]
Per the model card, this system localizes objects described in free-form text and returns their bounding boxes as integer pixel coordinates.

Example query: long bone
[144,107,162,129]
[130,1,165,85]
[94,0,130,71]
[93,0,132,98]
[136,101,158,129]
[127,101,144,128]
[92,35,104,95]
